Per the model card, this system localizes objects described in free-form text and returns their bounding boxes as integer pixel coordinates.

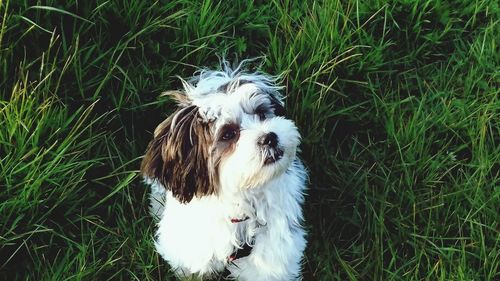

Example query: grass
[0,0,498,280]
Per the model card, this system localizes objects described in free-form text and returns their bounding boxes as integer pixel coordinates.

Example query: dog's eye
[255,107,267,121]
[258,112,266,121]
[220,127,238,141]
[222,130,236,140]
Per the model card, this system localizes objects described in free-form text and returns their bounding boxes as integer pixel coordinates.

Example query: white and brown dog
[141,60,307,280]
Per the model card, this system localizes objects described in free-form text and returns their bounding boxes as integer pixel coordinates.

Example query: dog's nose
[258,132,278,148]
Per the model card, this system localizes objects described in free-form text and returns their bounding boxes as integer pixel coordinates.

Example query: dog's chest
[158,192,268,264]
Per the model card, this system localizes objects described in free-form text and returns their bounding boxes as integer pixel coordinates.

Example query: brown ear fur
[141,105,217,203]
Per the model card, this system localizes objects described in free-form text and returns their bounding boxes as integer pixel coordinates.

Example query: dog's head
[141,61,301,203]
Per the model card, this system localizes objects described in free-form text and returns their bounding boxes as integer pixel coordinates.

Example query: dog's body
[141,61,307,280]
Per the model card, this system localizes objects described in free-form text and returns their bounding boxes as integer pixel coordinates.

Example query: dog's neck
[217,171,299,238]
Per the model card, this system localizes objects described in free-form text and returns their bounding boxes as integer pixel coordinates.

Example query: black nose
[259,132,278,147]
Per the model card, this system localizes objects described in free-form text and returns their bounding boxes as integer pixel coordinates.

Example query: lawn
[0,0,498,280]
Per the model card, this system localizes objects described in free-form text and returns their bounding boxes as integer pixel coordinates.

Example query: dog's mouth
[263,148,284,165]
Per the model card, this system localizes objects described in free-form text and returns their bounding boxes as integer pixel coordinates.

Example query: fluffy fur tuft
[141,60,308,280]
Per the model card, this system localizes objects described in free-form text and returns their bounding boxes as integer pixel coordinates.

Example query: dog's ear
[269,94,286,117]
[141,105,217,203]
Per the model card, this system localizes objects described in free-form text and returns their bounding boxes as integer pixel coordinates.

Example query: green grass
[0,0,498,280]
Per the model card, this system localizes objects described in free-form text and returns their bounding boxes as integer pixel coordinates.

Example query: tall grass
[0,0,498,280]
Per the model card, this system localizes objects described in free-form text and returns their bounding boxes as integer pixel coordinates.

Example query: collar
[230,216,249,223]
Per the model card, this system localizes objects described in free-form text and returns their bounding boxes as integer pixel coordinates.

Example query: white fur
[145,61,308,280]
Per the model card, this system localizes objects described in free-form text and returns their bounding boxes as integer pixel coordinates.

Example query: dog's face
[141,67,301,203]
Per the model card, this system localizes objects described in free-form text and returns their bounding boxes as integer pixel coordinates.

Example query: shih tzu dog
[141,60,307,281]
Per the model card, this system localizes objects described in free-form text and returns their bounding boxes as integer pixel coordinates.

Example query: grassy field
[0,0,498,280]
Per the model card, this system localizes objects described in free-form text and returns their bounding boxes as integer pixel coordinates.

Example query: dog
[141,60,307,280]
